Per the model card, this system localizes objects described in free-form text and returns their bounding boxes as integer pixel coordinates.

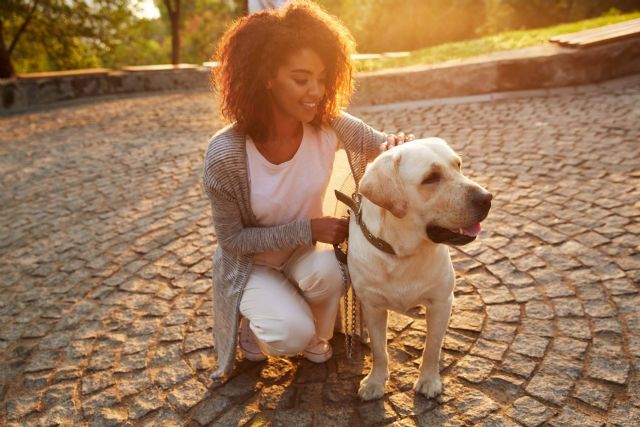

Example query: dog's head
[359,138,492,246]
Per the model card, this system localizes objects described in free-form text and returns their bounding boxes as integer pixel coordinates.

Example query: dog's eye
[457,160,462,169]
[422,173,440,184]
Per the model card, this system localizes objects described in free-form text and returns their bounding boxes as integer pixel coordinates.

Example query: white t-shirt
[246,122,339,268]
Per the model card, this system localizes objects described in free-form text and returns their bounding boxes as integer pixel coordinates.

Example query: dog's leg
[358,305,389,401]
[415,295,453,398]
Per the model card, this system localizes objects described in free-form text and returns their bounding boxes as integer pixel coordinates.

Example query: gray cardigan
[201,111,386,382]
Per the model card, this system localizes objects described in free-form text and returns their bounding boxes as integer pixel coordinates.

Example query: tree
[1,0,134,77]
[156,0,244,65]
[162,0,181,64]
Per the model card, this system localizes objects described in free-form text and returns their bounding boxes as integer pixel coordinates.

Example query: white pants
[239,244,344,356]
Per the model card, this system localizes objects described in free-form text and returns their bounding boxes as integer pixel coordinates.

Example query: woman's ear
[359,151,407,218]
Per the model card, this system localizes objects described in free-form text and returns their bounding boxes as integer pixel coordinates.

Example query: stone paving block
[510,334,549,358]
[91,406,129,427]
[551,337,588,360]
[588,355,630,385]
[608,401,640,427]
[486,304,520,323]
[524,301,554,319]
[141,408,183,427]
[525,372,573,405]
[557,318,592,340]
[573,380,613,410]
[480,321,517,342]
[455,355,495,383]
[505,396,555,427]
[388,392,437,418]
[443,330,475,352]
[551,297,584,317]
[478,287,515,304]
[191,394,232,425]
[167,378,208,412]
[414,405,464,427]
[448,311,485,332]
[81,386,119,417]
[152,360,193,389]
[274,408,313,427]
[485,373,524,400]
[129,387,164,420]
[470,339,509,361]
[501,352,537,378]
[448,383,500,423]
[218,372,261,399]
[6,393,41,420]
[537,353,582,381]
[547,407,604,427]
[519,319,554,337]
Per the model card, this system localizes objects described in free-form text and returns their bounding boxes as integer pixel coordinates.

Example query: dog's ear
[359,151,407,218]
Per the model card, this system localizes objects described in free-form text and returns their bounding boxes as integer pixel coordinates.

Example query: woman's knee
[252,314,316,356]
[298,255,344,301]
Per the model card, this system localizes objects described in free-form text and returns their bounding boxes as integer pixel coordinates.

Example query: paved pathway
[1,76,639,426]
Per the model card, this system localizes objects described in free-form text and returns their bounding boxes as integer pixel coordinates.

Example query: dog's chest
[348,246,454,313]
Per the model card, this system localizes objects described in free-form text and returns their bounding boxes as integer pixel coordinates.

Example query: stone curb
[1,37,639,116]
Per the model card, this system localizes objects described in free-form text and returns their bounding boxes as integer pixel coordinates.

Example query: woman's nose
[309,80,323,97]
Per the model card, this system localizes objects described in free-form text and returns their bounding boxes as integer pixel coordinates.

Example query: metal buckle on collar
[352,192,363,226]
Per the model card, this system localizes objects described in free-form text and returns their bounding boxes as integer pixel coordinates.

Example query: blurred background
[2,0,640,77]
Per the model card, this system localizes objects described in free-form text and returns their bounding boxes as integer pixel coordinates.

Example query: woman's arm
[330,111,387,162]
[204,184,313,256]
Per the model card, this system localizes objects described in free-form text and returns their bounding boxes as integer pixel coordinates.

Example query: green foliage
[3,0,134,73]
[177,0,244,64]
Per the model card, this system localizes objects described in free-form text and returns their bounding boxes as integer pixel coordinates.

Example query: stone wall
[1,37,639,115]
[1,65,211,115]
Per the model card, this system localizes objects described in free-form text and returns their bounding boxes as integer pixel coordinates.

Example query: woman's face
[267,48,327,124]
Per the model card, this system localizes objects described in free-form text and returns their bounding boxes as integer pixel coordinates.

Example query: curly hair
[212,0,356,143]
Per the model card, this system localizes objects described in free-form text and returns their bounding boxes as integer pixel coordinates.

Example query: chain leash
[337,253,354,359]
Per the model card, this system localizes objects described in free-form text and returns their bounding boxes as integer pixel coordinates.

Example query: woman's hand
[379,132,416,153]
[311,216,349,245]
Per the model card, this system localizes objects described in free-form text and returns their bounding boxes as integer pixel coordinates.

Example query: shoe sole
[303,346,333,363]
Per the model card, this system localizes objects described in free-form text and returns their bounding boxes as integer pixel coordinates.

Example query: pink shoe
[239,317,267,362]
[303,336,333,363]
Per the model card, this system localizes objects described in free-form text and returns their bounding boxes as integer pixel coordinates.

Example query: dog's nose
[472,191,492,212]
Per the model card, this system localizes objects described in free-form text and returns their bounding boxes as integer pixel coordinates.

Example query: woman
[203,0,412,382]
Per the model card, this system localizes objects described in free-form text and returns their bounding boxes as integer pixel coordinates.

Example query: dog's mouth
[426,223,482,246]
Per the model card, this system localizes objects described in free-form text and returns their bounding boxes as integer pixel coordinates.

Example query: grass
[355,11,640,73]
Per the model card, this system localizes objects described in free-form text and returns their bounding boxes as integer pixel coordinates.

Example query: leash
[332,190,357,359]
[332,189,397,359]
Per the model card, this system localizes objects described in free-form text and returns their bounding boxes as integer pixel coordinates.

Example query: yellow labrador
[348,138,491,400]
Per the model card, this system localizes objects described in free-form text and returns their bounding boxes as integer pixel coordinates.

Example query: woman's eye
[422,173,440,184]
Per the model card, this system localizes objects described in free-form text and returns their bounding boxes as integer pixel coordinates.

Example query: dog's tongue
[460,223,482,237]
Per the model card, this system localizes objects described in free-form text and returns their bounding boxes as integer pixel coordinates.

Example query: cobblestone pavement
[1,76,639,426]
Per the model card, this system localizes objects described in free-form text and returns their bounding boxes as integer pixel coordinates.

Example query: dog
[347,137,492,400]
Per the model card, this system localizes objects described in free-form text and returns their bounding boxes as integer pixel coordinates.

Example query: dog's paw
[358,375,386,401]
[414,374,442,398]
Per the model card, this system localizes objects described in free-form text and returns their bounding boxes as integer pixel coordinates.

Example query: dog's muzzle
[426,191,492,246]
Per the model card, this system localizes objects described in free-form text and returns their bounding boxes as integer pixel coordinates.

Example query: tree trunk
[0,20,15,78]
[164,0,181,65]
[171,12,180,64]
